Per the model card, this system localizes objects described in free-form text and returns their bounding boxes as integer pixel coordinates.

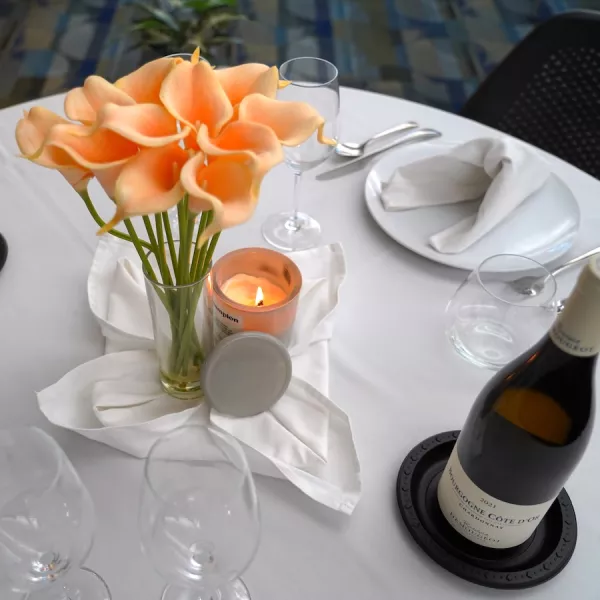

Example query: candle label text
[212,300,244,344]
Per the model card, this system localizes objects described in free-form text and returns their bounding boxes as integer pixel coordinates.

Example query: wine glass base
[448,325,509,370]
[262,211,321,252]
[161,578,250,600]
[25,567,111,600]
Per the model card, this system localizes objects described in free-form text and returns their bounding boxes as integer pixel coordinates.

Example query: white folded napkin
[38,237,360,514]
[380,137,550,254]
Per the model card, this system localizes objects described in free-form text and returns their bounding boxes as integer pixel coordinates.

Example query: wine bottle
[437,257,599,549]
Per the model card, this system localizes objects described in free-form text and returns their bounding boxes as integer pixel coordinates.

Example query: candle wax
[221,274,287,307]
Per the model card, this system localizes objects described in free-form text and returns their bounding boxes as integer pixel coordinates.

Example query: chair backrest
[461,10,600,179]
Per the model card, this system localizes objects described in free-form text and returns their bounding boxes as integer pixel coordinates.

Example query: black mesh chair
[461,10,600,179]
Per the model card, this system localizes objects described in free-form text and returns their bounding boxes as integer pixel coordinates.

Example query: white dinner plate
[364,141,580,271]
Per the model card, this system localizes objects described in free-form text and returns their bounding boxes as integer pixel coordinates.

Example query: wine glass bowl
[279,57,339,173]
[262,57,340,252]
[140,425,260,600]
[446,254,557,370]
[0,427,110,600]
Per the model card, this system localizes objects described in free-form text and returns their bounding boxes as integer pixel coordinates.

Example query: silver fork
[511,246,600,297]
[335,122,419,158]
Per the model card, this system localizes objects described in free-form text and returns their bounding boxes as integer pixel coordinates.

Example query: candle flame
[255,286,264,307]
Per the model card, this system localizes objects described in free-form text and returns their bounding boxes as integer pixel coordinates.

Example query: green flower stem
[177,196,189,285]
[154,213,164,260]
[184,212,196,275]
[174,210,207,373]
[170,198,189,368]
[155,214,173,286]
[200,231,220,278]
[160,210,180,370]
[143,214,171,286]
[143,215,158,250]
[174,229,219,373]
[191,211,210,277]
[138,197,221,384]
[79,190,151,251]
[123,219,158,283]
[175,277,206,371]
[162,212,178,275]
[193,212,214,280]
[173,198,197,372]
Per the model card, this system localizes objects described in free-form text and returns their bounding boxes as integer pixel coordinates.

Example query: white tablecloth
[1,88,600,599]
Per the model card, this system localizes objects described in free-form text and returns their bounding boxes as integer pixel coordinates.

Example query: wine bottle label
[550,309,600,357]
[550,257,600,357]
[437,447,554,549]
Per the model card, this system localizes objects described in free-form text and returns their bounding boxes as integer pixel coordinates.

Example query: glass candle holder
[211,248,302,346]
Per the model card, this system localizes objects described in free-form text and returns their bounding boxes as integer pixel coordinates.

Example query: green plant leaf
[184,0,238,11]
[201,12,245,32]
[132,19,170,32]
[134,3,181,31]
[143,29,175,44]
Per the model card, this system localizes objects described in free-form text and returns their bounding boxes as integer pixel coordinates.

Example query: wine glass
[262,57,340,251]
[0,427,111,600]
[140,425,260,600]
[446,254,557,369]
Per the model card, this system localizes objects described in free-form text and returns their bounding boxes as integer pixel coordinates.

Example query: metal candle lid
[201,332,292,417]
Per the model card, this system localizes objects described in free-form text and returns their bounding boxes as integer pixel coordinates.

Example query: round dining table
[1,87,600,600]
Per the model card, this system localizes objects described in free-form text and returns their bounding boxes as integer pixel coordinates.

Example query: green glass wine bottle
[438,257,599,549]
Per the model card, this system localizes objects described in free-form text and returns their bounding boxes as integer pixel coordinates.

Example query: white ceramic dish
[364,142,580,271]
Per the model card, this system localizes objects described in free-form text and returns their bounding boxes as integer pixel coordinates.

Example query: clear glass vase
[144,269,212,401]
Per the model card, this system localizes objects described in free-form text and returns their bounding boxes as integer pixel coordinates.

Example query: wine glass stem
[286,172,303,232]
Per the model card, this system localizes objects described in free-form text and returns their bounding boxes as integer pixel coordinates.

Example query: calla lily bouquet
[16,49,332,398]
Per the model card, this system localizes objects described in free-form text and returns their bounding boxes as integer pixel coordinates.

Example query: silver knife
[317,128,442,180]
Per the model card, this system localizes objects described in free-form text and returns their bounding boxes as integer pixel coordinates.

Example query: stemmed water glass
[0,427,111,600]
[140,425,260,600]
[262,57,340,251]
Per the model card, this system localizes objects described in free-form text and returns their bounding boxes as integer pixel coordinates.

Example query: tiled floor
[0,0,593,112]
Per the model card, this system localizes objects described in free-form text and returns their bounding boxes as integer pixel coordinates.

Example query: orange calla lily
[181,156,261,245]
[115,56,181,105]
[93,103,190,147]
[98,144,190,233]
[16,107,92,191]
[184,129,200,151]
[41,123,139,170]
[238,93,335,146]
[53,168,93,192]
[215,64,279,106]
[160,59,233,137]
[64,75,135,125]
[177,152,214,214]
[16,106,69,158]
[196,121,283,176]
[94,164,127,199]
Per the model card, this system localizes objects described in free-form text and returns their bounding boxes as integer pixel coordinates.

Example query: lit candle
[211,248,302,346]
[221,274,288,307]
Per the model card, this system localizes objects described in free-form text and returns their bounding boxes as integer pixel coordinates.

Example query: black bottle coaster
[396,431,577,590]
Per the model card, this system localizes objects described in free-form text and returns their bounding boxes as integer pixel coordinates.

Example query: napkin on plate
[380,137,550,254]
[38,237,361,514]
